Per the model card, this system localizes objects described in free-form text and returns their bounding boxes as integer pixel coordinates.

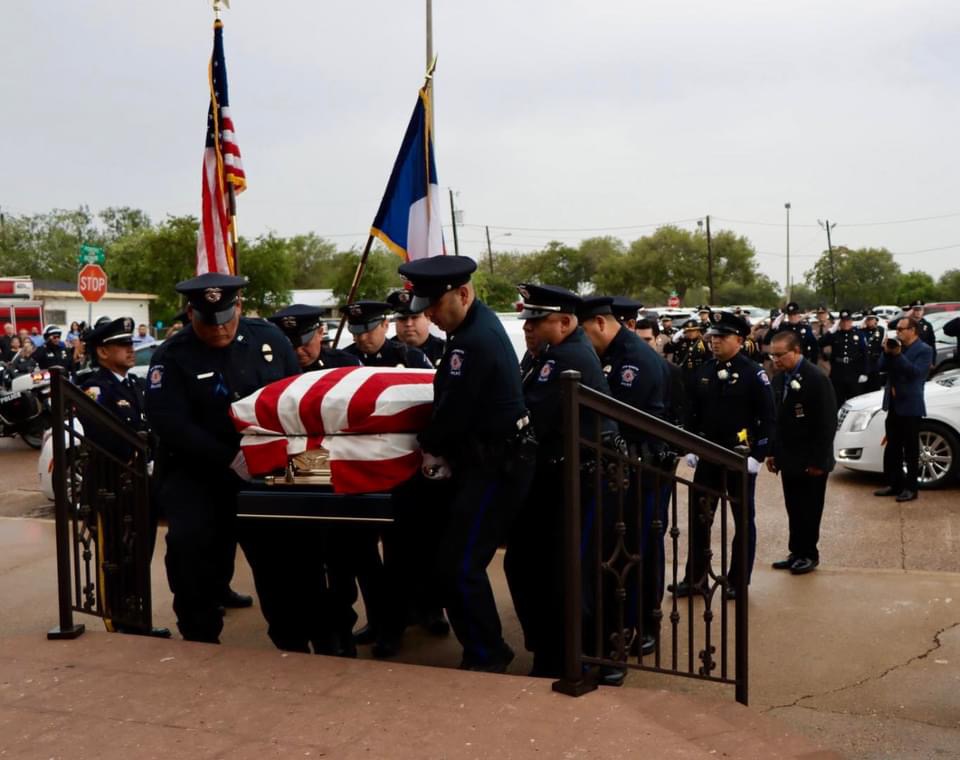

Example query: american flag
[230,367,437,494]
[196,19,246,275]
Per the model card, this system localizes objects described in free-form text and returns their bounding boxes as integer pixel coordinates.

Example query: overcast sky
[3,1,958,289]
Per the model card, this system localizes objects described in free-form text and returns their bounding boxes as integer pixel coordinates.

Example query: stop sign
[78,264,108,303]
[667,294,680,308]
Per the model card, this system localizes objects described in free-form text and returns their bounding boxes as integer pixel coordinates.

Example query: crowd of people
[55,266,945,683]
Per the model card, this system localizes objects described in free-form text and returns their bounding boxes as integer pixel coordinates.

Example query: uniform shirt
[395,334,445,368]
[687,351,775,461]
[740,336,763,363]
[763,322,820,363]
[80,367,150,461]
[419,299,527,459]
[819,328,867,377]
[34,343,74,372]
[859,325,885,372]
[524,326,615,461]
[671,336,708,373]
[598,325,665,446]
[303,346,361,371]
[145,318,300,473]
[343,339,432,369]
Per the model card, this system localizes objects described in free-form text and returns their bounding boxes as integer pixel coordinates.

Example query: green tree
[894,270,937,306]
[287,233,340,289]
[99,207,152,242]
[936,269,960,301]
[805,247,901,309]
[715,273,781,308]
[238,233,294,315]
[472,269,519,311]
[785,283,829,310]
[329,246,404,303]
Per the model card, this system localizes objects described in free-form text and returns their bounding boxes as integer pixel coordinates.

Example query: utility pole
[425,0,434,132]
[485,225,494,274]
[705,215,715,305]
[784,202,791,303]
[818,219,838,310]
[449,189,460,255]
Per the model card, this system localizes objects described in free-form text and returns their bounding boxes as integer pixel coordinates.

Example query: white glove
[858,374,868,384]
[747,456,761,475]
[422,452,452,480]
[229,450,252,481]
[684,453,699,469]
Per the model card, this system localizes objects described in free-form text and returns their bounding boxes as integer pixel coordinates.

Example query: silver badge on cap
[123,318,133,332]
[349,304,362,317]
[399,291,410,304]
[204,288,223,303]
[281,316,297,329]
[518,286,530,300]
[262,343,274,362]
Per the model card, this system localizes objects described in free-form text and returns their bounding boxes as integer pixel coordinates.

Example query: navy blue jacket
[598,325,665,447]
[878,339,933,417]
[770,358,837,475]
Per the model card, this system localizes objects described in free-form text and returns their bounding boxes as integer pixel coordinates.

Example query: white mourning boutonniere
[790,378,802,392]
[717,368,740,384]
[717,369,730,381]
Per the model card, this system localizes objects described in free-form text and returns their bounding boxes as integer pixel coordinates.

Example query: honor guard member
[386,289,446,368]
[610,296,643,331]
[661,315,676,338]
[674,311,775,599]
[145,273,307,648]
[267,304,360,371]
[860,310,885,391]
[34,325,74,372]
[507,283,615,678]
[80,317,170,638]
[343,301,432,369]
[819,309,869,406]
[697,306,713,332]
[398,255,536,673]
[763,302,820,363]
[672,320,709,423]
[891,300,936,350]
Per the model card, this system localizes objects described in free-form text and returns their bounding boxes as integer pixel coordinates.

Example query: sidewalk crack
[762,621,960,713]
[898,501,907,571]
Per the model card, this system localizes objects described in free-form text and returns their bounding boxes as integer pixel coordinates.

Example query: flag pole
[333,234,375,348]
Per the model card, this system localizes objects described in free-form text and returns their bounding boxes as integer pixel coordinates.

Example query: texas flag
[370,84,445,261]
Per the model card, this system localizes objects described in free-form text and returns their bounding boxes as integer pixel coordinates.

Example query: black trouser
[325,525,388,637]
[831,371,863,408]
[780,470,828,562]
[884,409,921,493]
[684,462,757,588]
[439,460,533,667]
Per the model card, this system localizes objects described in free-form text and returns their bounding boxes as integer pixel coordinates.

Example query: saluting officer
[819,309,869,406]
[675,312,775,599]
[342,301,432,368]
[386,289,446,368]
[145,273,305,648]
[859,310,886,391]
[34,325,74,372]
[398,255,536,673]
[763,302,820,363]
[507,283,614,678]
[267,304,360,371]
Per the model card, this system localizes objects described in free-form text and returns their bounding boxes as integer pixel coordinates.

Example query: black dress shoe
[669,580,695,597]
[874,486,898,497]
[461,644,514,674]
[597,665,626,687]
[789,558,819,575]
[637,633,656,656]
[221,588,254,608]
[724,586,737,601]
[896,489,918,502]
[421,610,451,637]
[772,556,796,570]
[372,634,400,659]
[353,624,377,645]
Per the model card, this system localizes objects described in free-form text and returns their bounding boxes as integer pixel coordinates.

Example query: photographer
[875,317,934,502]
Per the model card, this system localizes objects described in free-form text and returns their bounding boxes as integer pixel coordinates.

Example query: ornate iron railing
[47,368,153,639]
[552,370,750,705]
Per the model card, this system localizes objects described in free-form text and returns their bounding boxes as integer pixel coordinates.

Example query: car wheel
[916,422,959,489]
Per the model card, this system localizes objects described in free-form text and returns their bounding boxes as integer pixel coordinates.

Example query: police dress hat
[43,324,63,338]
[610,296,643,323]
[267,304,323,346]
[785,301,801,315]
[697,305,712,315]
[576,295,614,321]
[86,317,135,348]
[398,255,477,313]
[516,283,580,320]
[176,272,248,325]
[838,309,854,321]
[344,301,392,335]
[385,289,420,317]
[682,318,702,332]
[705,311,749,338]
[864,309,878,318]
[908,299,925,309]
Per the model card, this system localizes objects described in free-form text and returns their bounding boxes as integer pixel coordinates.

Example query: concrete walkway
[1,516,959,758]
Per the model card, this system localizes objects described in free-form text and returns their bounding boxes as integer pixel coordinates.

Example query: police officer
[145,273,305,648]
[763,302,819,363]
[386,289,445,368]
[672,319,709,422]
[397,255,536,673]
[506,283,614,678]
[342,301,432,369]
[819,309,869,407]
[674,312,775,599]
[34,325,74,372]
[860,310,886,391]
[892,300,936,350]
[610,296,643,332]
[267,304,360,371]
[79,317,171,638]
[697,306,713,332]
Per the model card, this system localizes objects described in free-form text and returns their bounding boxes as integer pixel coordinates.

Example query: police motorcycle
[0,355,53,449]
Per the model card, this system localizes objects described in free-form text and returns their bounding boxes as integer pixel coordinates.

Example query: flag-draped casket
[230,366,435,494]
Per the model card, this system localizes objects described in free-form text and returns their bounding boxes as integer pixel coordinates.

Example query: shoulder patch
[538,359,556,382]
[148,365,164,390]
[620,364,639,388]
[757,369,770,386]
[448,348,465,376]
[84,386,101,401]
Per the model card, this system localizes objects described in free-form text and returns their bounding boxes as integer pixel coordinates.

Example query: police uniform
[342,301,432,369]
[819,309,869,407]
[890,301,936,350]
[146,273,303,647]
[267,304,361,371]
[386,289,446,368]
[399,256,535,672]
[763,302,820,363]
[672,319,709,423]
[859,311,886,391]
[697,306,713,333]
[505,283,614,678]
[610,296,642,328]
[34,325,74,372]
[678,312,775,596]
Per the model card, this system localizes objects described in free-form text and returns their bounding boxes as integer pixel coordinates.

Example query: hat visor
[705,326,738,337]
[517,307,552,321]
[295,329,316,346]
[196,303,238,326]
[102,335,135,346]
[347,319,383,335]
[409,294,434,313]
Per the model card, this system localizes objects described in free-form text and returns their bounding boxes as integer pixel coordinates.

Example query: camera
[885,337,901,349]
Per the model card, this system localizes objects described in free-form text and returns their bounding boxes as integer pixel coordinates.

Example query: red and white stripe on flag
[230,367,436,494]
[197,147,233,275]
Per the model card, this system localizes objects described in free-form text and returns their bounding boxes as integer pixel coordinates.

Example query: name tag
[196,372,214,379]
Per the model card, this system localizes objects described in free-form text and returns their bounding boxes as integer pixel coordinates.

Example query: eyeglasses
[767,351,790,358]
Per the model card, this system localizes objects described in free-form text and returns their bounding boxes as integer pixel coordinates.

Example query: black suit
[771,358,837,563]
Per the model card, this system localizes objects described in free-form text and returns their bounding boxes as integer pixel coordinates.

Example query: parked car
[129,341,162,380]
[871,305,902,322]
[925,311,960,376]
[834,369,960,488]
[924,302,960,315]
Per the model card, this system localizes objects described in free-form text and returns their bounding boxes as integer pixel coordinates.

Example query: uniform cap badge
[204,288,223,303]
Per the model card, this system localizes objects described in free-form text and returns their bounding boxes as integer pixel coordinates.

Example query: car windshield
[925,312,959,342]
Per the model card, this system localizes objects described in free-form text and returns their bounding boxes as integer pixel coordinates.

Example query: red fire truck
[0,278,44,332]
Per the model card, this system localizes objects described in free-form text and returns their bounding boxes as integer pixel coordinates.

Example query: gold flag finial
[212,0,230,18]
